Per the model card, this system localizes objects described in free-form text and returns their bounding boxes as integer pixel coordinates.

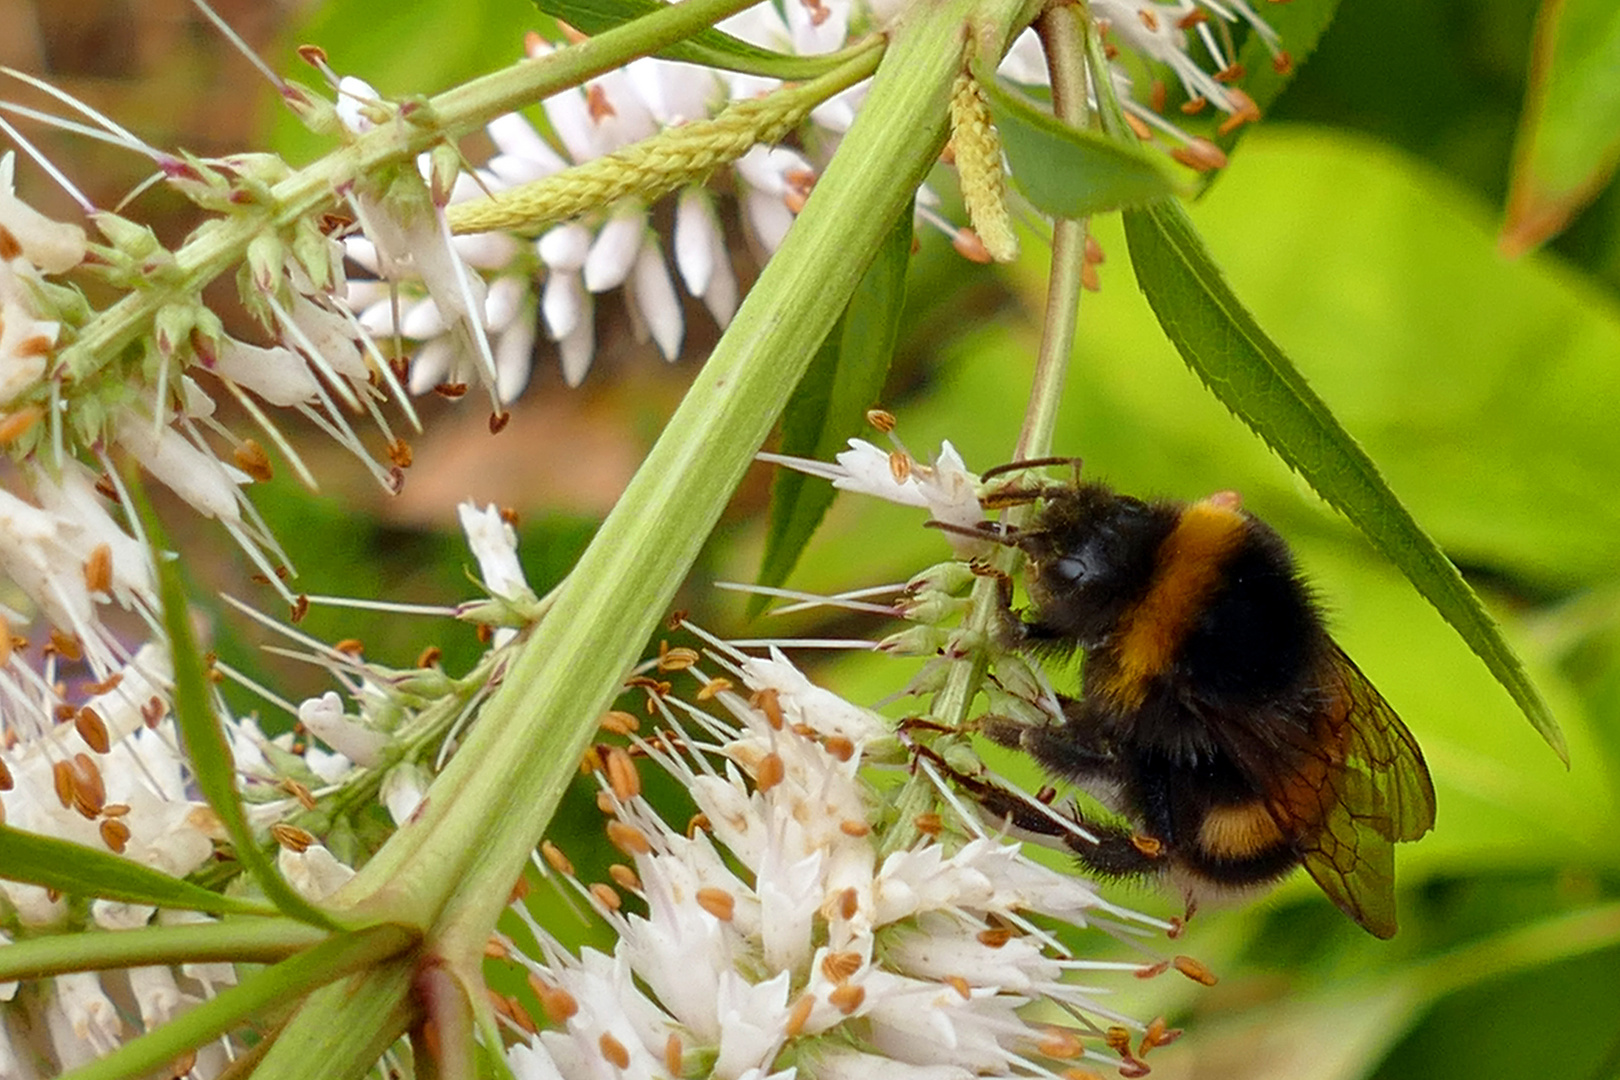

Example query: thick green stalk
[352,0,974,937]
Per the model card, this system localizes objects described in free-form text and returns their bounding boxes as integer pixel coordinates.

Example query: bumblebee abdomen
[1182,801,1303,886]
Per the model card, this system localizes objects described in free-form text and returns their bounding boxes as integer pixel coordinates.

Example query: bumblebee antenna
[979,456,1083,483]
[924,519,1019,546]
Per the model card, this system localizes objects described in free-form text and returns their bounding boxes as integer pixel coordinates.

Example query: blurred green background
[8,0,1620,1076]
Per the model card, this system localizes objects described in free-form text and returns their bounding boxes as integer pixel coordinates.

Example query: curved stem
[1016,2,1091,465]
[926,4,1095,739]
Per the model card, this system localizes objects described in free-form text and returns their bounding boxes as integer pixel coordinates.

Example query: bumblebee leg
[908,727,1167,881]
[999,695,1122,788]
[1058,820,1170,879]
[968,781,1168,879]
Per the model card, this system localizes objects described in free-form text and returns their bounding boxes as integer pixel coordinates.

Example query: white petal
[744,188,795,254]
[289,294,368,379]
[487,113,566,173]
[588,70,659,149]
[830,439,927,507]
[494,309,539,405]
[788,0,849,56]
[0,152,87,272]
[0,930,15,1002]
[298,691,389,767]
[336,76,381,134]
[343,235,382,274]
[712,969,791,1079]
[810,85,860,134]
[54,971,122,1047]
[538,222,592,272]
[115,416,246,521]
[703,248,739,327]
[542,270,585,341]
[810,1047,973,1080]
[997,28,1050,85]
[583,210,647,292]
[280,844,356,902]
[557,294,597,387]
[31,460,155,604]
[454,230,520,270]
[541,85,596,164]
[739,649,888,743]
[631,238,683,360]
[457,502,531,600]
[400,295,450,339]
[211,338,322,407]
[128,965,187,1028]
[508,1040,569,1080]
[674,188,720,297]
[484,274,528,332]
[734,145,810,192]
[719,5,791,50]
[91,899,156,930]
[381,763,429,826]
[3,882,65,927]
[409,337,456,395]
[356,292,403,335]
[177,375,216,420]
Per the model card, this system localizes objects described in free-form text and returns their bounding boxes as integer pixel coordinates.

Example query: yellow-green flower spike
[949,72,1017,263]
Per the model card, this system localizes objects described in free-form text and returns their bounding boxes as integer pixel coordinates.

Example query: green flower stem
[0,918,326,981]
[57,0,772,383]
[898,6,1089,832]
[146,477,344,931]
[1016,2,1090,464]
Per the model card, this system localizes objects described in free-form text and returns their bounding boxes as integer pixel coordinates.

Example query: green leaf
[975,71,1181,218]
[1501,0,1620,255]
[1120,198,1567,763]
[0,917,325,981]
[0,825,276,917]
[135,483,346,931]
[60,922,418,1080]
[530,0,855,80]
[755,202,913,608]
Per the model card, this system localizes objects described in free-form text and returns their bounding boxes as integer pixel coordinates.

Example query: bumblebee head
[1013,483,1169,649]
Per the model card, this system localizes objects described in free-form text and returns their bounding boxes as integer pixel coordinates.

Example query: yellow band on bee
[1196,800,1287,860]
[1104,499,1247,707]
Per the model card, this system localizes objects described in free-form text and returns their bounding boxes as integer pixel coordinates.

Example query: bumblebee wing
[1280,647,1436,937]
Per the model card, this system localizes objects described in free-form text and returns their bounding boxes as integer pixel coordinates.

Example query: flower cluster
[0,639,366,1075]
[497,627,1194,1080]
[0,499,541,1076]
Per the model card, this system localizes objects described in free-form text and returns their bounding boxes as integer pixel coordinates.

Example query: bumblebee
[959,466,1436,938]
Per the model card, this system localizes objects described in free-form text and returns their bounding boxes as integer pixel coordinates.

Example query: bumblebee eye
[1053,554,1093,583]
